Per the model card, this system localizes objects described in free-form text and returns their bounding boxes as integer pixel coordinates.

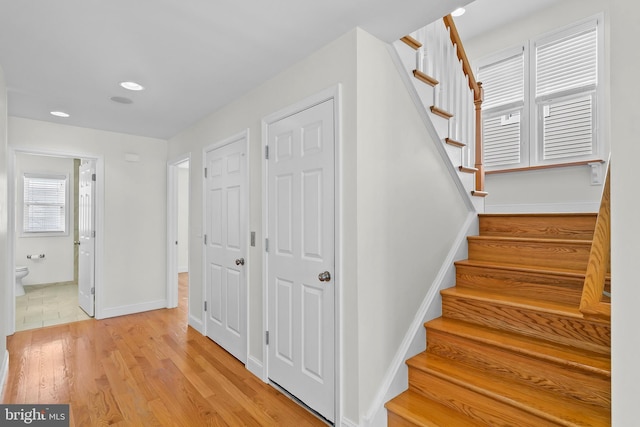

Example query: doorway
[263,91,339,423]
[203,131,249,364]
[167,155,191,312]
[9,149,102,333]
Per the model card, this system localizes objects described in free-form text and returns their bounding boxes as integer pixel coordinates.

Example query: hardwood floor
[2,273,325,426]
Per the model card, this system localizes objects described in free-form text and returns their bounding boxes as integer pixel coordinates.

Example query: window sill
[486,159,605,175]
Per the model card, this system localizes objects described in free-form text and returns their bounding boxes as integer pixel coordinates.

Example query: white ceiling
[0,0,564,140]
[454,0,565,41]
[0,0,466,139]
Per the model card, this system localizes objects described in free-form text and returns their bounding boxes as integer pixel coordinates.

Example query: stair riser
[408,368,557,427]
[468,237,592,270]
[479,214,597,240]
[387,412,422,427]
[441,294,610,354]
[455,263,585,305]
[426,328,611,409]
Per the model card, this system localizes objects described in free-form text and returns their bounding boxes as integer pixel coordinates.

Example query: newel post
[474,82,485,193]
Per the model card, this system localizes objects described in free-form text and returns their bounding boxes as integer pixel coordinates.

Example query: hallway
[2,274,325,426]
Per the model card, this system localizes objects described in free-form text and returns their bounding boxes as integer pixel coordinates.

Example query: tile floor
[15,282,92,332]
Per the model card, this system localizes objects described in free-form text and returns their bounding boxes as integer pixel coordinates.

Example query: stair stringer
[362,212,478,427]
[388,40,484,214]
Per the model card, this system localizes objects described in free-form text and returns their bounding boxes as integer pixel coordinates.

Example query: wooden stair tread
[426,317,611,377]
[408,353,611,426]
[429,105,453,119]
[467,235,595,271]
[458,166,478,174]
[454,259,610,305]
[445,137,465,148]
[455,258,608,279]
[386,389,478,426]
[413,69,438,87]
[470,235,592,244]
[400,35,422,50]
[441,287,611,354]
[479,213,598,240]
[441,287,586,318]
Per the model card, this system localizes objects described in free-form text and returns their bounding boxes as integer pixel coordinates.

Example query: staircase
[386,213,611,426]
[393,18,487,213]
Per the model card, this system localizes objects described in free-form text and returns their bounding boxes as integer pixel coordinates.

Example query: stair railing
[580,163,611,321]
[442,15,485,194]
[400,14,486,196]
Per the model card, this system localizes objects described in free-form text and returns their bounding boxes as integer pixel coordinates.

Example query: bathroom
[14,153,91,331]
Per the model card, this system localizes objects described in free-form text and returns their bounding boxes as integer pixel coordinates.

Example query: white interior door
[266,99,335,422]
[78,159,95,317]
[205,136,247,363]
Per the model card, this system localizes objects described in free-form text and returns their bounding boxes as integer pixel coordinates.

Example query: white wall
[610,0,640,425]
[169,27,471,424]
[355,30,469,421]
[169,28,360,419]
[464,0,611,213]
[9,118,168,318]
[0,65,9,395]
[177,165,189,272]
[15,154,75,285]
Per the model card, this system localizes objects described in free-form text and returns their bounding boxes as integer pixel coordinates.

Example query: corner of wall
[361,211,477,427]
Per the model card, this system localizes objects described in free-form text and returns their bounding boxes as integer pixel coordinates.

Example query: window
[476,16,603,171]
[23,173,69,235]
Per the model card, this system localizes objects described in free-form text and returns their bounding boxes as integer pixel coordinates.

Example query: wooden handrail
[579,164,611,321]
[443,15,479,96]
[443,15,485,194]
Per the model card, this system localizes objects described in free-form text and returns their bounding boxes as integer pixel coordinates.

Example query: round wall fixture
[111,96,133,104]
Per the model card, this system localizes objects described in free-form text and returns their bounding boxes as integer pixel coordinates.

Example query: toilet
[15,266,29,297]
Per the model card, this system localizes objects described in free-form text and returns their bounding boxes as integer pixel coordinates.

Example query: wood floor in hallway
[1,273,326,426]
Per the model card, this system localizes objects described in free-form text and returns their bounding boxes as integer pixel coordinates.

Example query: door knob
[235,258,245,266]
[318,271,331,282]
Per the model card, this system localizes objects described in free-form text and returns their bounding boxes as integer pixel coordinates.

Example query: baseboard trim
[485,201,600,213]
[340,416,359,427]
[100,299,167,319]
[246,355,266,382]
[0,350,9,401]
[188,314,204,334]
[362,212,477,427]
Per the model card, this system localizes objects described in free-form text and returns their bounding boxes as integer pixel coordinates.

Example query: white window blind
[478,48,525,168]
[536,28,597,98]
[476,16,601,170]
[535,25,598,163]
[483,111,522,167]
[541,94,594,161]
[23,174,68,234]
[478,50,524,110]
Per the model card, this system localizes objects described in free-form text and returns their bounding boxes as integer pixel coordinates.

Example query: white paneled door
[205,135,247,364]
[78,159,96,317]
[266,99,335,422]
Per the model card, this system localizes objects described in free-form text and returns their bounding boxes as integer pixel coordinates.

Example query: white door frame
[261,85,343,421]
[6,147,105,333]
[166,153,191,309]
[202,129,250,361]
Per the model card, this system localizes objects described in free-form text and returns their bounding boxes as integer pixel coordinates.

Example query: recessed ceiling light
[120,81,144,91]
[451,7,466,17]
[50,111,70,118]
